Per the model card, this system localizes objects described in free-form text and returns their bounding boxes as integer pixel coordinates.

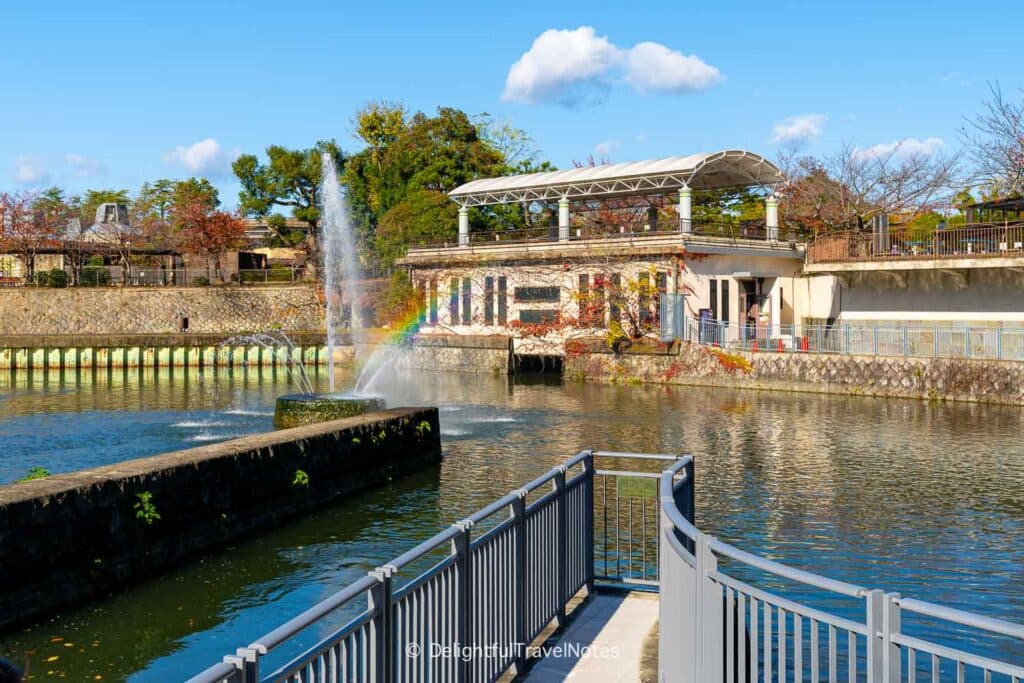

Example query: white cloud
[594,140,620,157]
[12,155,48,185]
[622,42,721,94]
[854,137,946,160]
[770,114,827,144]
[502,27,621,105]
[64,153,106,178]
[501,26,721,106]
[163,137,240,176]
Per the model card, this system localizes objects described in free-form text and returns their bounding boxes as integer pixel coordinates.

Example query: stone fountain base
[274,394,386,430]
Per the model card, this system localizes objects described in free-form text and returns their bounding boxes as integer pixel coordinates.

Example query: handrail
[658,457,1024,683]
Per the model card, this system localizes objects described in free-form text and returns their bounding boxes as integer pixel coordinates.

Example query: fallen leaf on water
[46,655,59,662]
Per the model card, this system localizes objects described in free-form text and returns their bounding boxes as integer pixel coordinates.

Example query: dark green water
[0,366,1023,680]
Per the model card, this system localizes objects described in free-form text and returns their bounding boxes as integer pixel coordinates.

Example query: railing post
[964,326,970,358]
[234,646,259,683]
[933,325,939,357]
[452,520,473,683]
[368,566,394,683]
[902,326,909,357]
[695,532,722,683]
[998,327,1004,360]
[883,593,901,683]
[554,466,568,627]
[873,326,879,356]
[866,589,884,682]
[511,490,528,674]
[844,324,851,355]
[583,451,596,593]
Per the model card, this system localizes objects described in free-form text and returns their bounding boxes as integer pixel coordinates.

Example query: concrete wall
[799,270,1024,326]
[0,407,441,628]
[384,335,511,374]
[0,285,324,336]
[565,341,1024,405]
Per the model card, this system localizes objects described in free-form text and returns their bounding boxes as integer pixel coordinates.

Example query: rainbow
[384,306,426,348]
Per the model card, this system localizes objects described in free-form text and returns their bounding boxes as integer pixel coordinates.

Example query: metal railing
[659,456,1024,682]
[663,313,1024,362]
[409,222,797,250]
[188,450,596,683]
[807,221,1024,264]
[190,449,1024,682]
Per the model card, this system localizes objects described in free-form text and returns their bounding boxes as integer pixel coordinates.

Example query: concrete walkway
[523,591,658,682]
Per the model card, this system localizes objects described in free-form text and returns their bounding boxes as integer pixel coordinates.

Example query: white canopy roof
[450,149,783,207]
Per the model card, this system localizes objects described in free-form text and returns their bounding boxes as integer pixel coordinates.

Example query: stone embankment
[0,285,323,336]
[564,340,1024,405]
[0,407,441,628]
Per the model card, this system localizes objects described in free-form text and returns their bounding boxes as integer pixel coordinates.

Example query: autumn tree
[779,143,960,233]
[0,191,61,281]
[173,198,247,283]
[962,83,1024,197]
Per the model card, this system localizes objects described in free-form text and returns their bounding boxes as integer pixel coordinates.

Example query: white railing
[659,457,1024,682]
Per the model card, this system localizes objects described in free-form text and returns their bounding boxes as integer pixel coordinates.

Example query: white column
[770,278,782,340]
[458,206,469,247]
[679,185,692,234]
[766,194,779,241]
[558,196,570,242]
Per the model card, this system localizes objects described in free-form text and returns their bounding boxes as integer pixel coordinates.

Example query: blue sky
[2,0,1022,208]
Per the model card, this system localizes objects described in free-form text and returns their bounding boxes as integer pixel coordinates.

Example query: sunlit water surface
[0,365,1022,680]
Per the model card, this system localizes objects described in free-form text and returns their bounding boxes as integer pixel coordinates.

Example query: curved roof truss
[449,149,784,207]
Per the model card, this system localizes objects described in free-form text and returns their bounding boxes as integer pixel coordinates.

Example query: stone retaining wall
[0,407,441,628]
[363,334,512,375]
[565,342,1024,405]
[0,285,323,336]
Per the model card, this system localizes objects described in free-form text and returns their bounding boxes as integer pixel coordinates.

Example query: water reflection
[0,367,1022,680]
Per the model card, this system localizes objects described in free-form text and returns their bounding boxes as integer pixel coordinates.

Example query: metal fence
[807,222,1024,264]
[661,297,1024,362]
[659,456,1024,682]
[191,450,1024,683]
[188,451,596,683]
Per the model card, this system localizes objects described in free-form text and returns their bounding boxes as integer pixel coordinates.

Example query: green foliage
[192,276,210,287]
[416,420,432,437]
[292,469,310,488]
[344,106,508,268]
[82,188,131,224]
[376,270,421,325]
[133,492,161,525]
[17,466,51,482]
[606,320,630,354]
[34,269,68,287]
[80,264,111,286]
[351,437,361,446]
[233,140,345,228]
[375,190,457,268]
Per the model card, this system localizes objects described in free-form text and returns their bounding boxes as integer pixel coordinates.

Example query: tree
[962,83,1024,197]
[779,144,960,233]
[174,198,247,283]
[0,191,61,281]
[81,188,130,226]
[233,140,345,229]
[375,190,458,268]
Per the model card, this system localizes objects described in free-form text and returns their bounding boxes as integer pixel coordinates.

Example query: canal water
[0,365,1022,680]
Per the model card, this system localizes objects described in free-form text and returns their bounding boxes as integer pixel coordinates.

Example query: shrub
[192,276,210,287]
[17,466,51,482]
[46,269,68,288]
[80,266,110,286]
[267,264,293,282]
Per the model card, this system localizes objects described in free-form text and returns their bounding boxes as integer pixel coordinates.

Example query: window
[710,280,718,320]
[461,277,471,324]
[609,273,621,322]
[449,278,459,324]
[514,286,560,303]
[484,276,495,325]
[429,279,438,326]
[497,277,507,325]
[721,280,730,323]
[519,310,557,324]
[657,271,667,293]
